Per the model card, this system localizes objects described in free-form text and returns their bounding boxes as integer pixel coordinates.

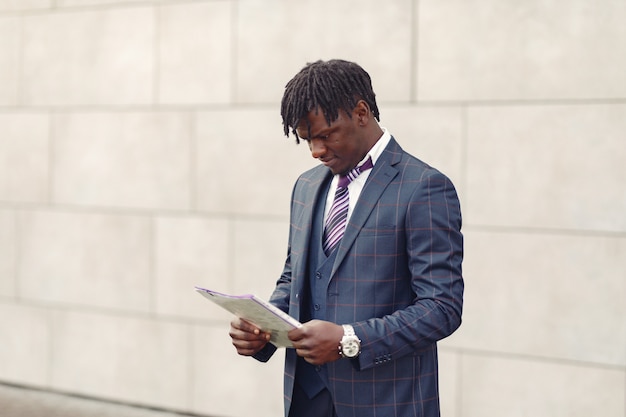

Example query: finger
[287,327,305,341]
[239,318,264,335]
[232,335,271,357]
[231,318,263,336]
[230,327,268,343]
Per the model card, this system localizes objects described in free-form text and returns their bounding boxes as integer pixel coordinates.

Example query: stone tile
[232,218,289,299]
[466,104,626,232]
[154,215,231,320]
[191,324,284,417]
[158,2,232,104]
[0,0,51,11]
[22,7,154,105]
[0,16,19,105]
[51,310,190,410]
[52,112,191,210]
[382,106,465,196]
[18,210,152,312]
[0,303,50,386]
[236,0,413,104]
[449,230,626,367]
[195,109,317,216]
[438,349,460,417]
[418,0,626,101]
[461,354,625,417]
[0,113,50,203]
[0,210,16,297]
[57,0,150,6]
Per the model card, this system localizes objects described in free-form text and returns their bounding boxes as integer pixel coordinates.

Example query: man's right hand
[229,317,271,356]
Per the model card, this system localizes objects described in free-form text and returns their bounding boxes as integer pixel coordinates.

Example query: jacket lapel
[331,138,402,277]
[290,167,332,292]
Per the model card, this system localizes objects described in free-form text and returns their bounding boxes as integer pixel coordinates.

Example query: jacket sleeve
[353,169,464,371]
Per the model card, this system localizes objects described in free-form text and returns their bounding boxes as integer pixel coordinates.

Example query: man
[229,59,463,417]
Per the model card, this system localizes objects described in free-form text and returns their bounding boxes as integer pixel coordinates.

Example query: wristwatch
[338,324,361,358]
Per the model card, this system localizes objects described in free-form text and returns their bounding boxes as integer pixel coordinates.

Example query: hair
[280,59,380,143]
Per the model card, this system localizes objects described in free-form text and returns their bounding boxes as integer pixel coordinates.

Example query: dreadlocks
[280,59,380,143]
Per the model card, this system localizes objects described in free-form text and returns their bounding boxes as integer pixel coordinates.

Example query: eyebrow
[298,127,328,141]
[309,124,335,140]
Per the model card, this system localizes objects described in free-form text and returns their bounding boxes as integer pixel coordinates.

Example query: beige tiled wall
[23,7,155,106]
[158,2,233,105]
[417,0,626,101]
[0,1,624,417]
[0,16,20,105]
[53,112,192,210]
[466,104,626,231]
[0,113,49,202]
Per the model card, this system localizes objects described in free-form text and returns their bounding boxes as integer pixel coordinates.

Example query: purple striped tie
[322,157,373,256]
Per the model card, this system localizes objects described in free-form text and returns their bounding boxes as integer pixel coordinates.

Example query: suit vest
[295,179,338,399]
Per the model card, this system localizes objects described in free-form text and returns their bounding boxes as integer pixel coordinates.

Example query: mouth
[320,158,334,167]
[320,158,342,175]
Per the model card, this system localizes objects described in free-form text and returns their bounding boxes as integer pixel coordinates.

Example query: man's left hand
[288,320,344,365]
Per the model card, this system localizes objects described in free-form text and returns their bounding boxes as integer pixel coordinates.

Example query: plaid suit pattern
[257,138,464,417]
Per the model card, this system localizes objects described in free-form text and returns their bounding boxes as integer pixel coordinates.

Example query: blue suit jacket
[256,137,464,417]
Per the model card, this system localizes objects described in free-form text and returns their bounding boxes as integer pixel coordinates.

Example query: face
[296,106,370,176]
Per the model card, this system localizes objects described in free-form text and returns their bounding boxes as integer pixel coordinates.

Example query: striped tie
[322,157,373,256]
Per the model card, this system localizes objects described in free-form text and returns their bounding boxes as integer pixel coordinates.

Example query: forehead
[296,109,327,136]
[296,108,349,139]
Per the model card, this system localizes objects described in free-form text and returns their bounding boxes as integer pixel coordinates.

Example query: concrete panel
[466,104,626,232]
[52,112,191,210]
[450,230,626,367]
[0,113,49,203]
[0,303,50,387]
[191,324,284,417]
[438,349,460,417]
[0,16,19,105]
[382,106,465,194]
[22,7,154,105]
[461,354,625,417]
[18,210,152,312]
[57,0,149,6]
[0,0,51,11]
[195,109,317,216]
[51,310,190,410]
[418,0,626,101]
[0,210,16,297]
[232,218,290,298]
[236,0,413,104]
[158,2,232,104]
[154,215,231,320]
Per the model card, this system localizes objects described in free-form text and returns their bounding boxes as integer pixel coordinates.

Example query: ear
[354,100,371,126]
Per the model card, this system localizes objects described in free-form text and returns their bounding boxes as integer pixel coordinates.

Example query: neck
[360,123,384,158]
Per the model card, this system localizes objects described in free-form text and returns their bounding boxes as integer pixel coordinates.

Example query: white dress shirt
[323,126,392,223]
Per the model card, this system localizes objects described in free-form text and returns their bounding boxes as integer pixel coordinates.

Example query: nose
[308,139,326,159]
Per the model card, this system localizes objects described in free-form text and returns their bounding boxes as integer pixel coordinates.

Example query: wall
[0,1,624,416]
